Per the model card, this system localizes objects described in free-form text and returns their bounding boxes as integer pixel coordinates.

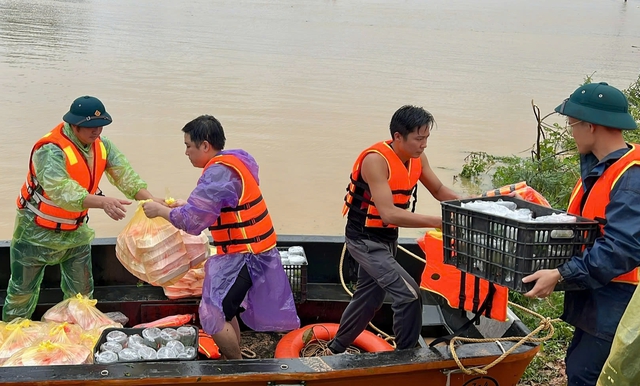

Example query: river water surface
[0,0,638,240]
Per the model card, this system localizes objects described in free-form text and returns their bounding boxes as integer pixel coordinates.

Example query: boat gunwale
[0,342,539,384]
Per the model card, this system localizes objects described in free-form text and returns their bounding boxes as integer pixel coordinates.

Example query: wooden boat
[0,235,539,386]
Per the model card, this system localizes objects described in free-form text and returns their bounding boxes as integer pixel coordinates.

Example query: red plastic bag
[133,314,194,328]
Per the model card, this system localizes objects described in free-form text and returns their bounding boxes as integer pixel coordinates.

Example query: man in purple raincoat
[143,115,299,359]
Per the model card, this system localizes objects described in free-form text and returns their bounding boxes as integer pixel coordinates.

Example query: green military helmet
[62,96,113,128]
[555,82,637,130]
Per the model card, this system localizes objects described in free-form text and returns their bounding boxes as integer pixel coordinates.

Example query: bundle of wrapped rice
[162,239,211,299]
[162,264,206,300]
[116,203,211,287]
[181,231,210,269]
[116,204,190,286]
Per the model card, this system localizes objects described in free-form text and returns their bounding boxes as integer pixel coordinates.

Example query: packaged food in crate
[93,326,199,363]
[278,246,308,303]
[441,196,599,293]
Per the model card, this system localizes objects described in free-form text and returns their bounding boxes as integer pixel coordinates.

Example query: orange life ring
[274,323,394,358]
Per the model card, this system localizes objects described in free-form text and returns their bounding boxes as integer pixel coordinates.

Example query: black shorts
[222,264,252,322]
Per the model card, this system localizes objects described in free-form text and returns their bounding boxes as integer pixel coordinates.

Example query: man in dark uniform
[524,82,640,386]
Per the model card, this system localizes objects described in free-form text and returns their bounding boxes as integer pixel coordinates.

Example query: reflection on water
[0,0,89,66]
[0,0,639,240]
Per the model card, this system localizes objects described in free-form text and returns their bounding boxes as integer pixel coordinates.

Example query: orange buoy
[274,323,394,358]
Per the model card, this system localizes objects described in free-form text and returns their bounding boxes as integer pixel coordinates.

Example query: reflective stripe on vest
[342,140,422,228]
[205,154,277,255]
[16,123,107,231]
[419,230,509,322]
[567,144,640,285]
[198,329,221,359]
[482,181,527,197]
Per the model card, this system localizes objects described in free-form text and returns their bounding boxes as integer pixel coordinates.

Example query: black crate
[278,247,308,303]
[94,326,199,363]
[441,196,599,293]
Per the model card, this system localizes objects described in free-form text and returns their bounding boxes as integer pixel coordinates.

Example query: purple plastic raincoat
[169,149,300,335]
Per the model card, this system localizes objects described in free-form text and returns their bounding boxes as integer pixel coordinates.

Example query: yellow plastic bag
[2,340,91,367]
[598,285,640,385]
[46,322,84,345]
[116,202,190,286]
[0,319,46,364]
[78,329,102,351]
[42,294,121,331]
[0,321,6,347]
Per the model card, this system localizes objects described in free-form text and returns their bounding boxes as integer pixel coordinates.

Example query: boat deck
[0,235,540,386]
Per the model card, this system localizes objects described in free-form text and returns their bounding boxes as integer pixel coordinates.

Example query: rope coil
[299,325,361,357]
[241,348,257,359]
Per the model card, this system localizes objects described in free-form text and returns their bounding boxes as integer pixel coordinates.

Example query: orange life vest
[567,144,640,285]
[206,154,277,255]
[198,329,221,359]
[483,181,551,210]
[343,140,422,228]
[16,123,107,231]
[482,181,528,198]
[419,230,509,322]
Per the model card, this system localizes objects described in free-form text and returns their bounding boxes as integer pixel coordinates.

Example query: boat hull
[0,235,539,386]
[0,345,538,386]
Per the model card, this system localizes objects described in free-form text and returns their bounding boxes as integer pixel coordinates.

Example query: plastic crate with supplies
[441,196,599,293]
[93,325,199,363]
[278,246,308,303]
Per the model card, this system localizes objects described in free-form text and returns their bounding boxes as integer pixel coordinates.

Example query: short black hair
[389,105,434,139]
[181,115,226,150]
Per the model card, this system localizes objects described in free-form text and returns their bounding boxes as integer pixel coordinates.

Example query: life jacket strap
[345,189,374,206]
[220,195,263,213]
[32,191,57,207]
[344,200,411,218]
[346,176,416,207]
[23,200,86,226]
[429,282,497,347]
[390,188,414,195]
[410,185,418,213]
[349,175,369,190]
[472,276,481,314]
[209,210,269,230]
[212,227,275,247]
